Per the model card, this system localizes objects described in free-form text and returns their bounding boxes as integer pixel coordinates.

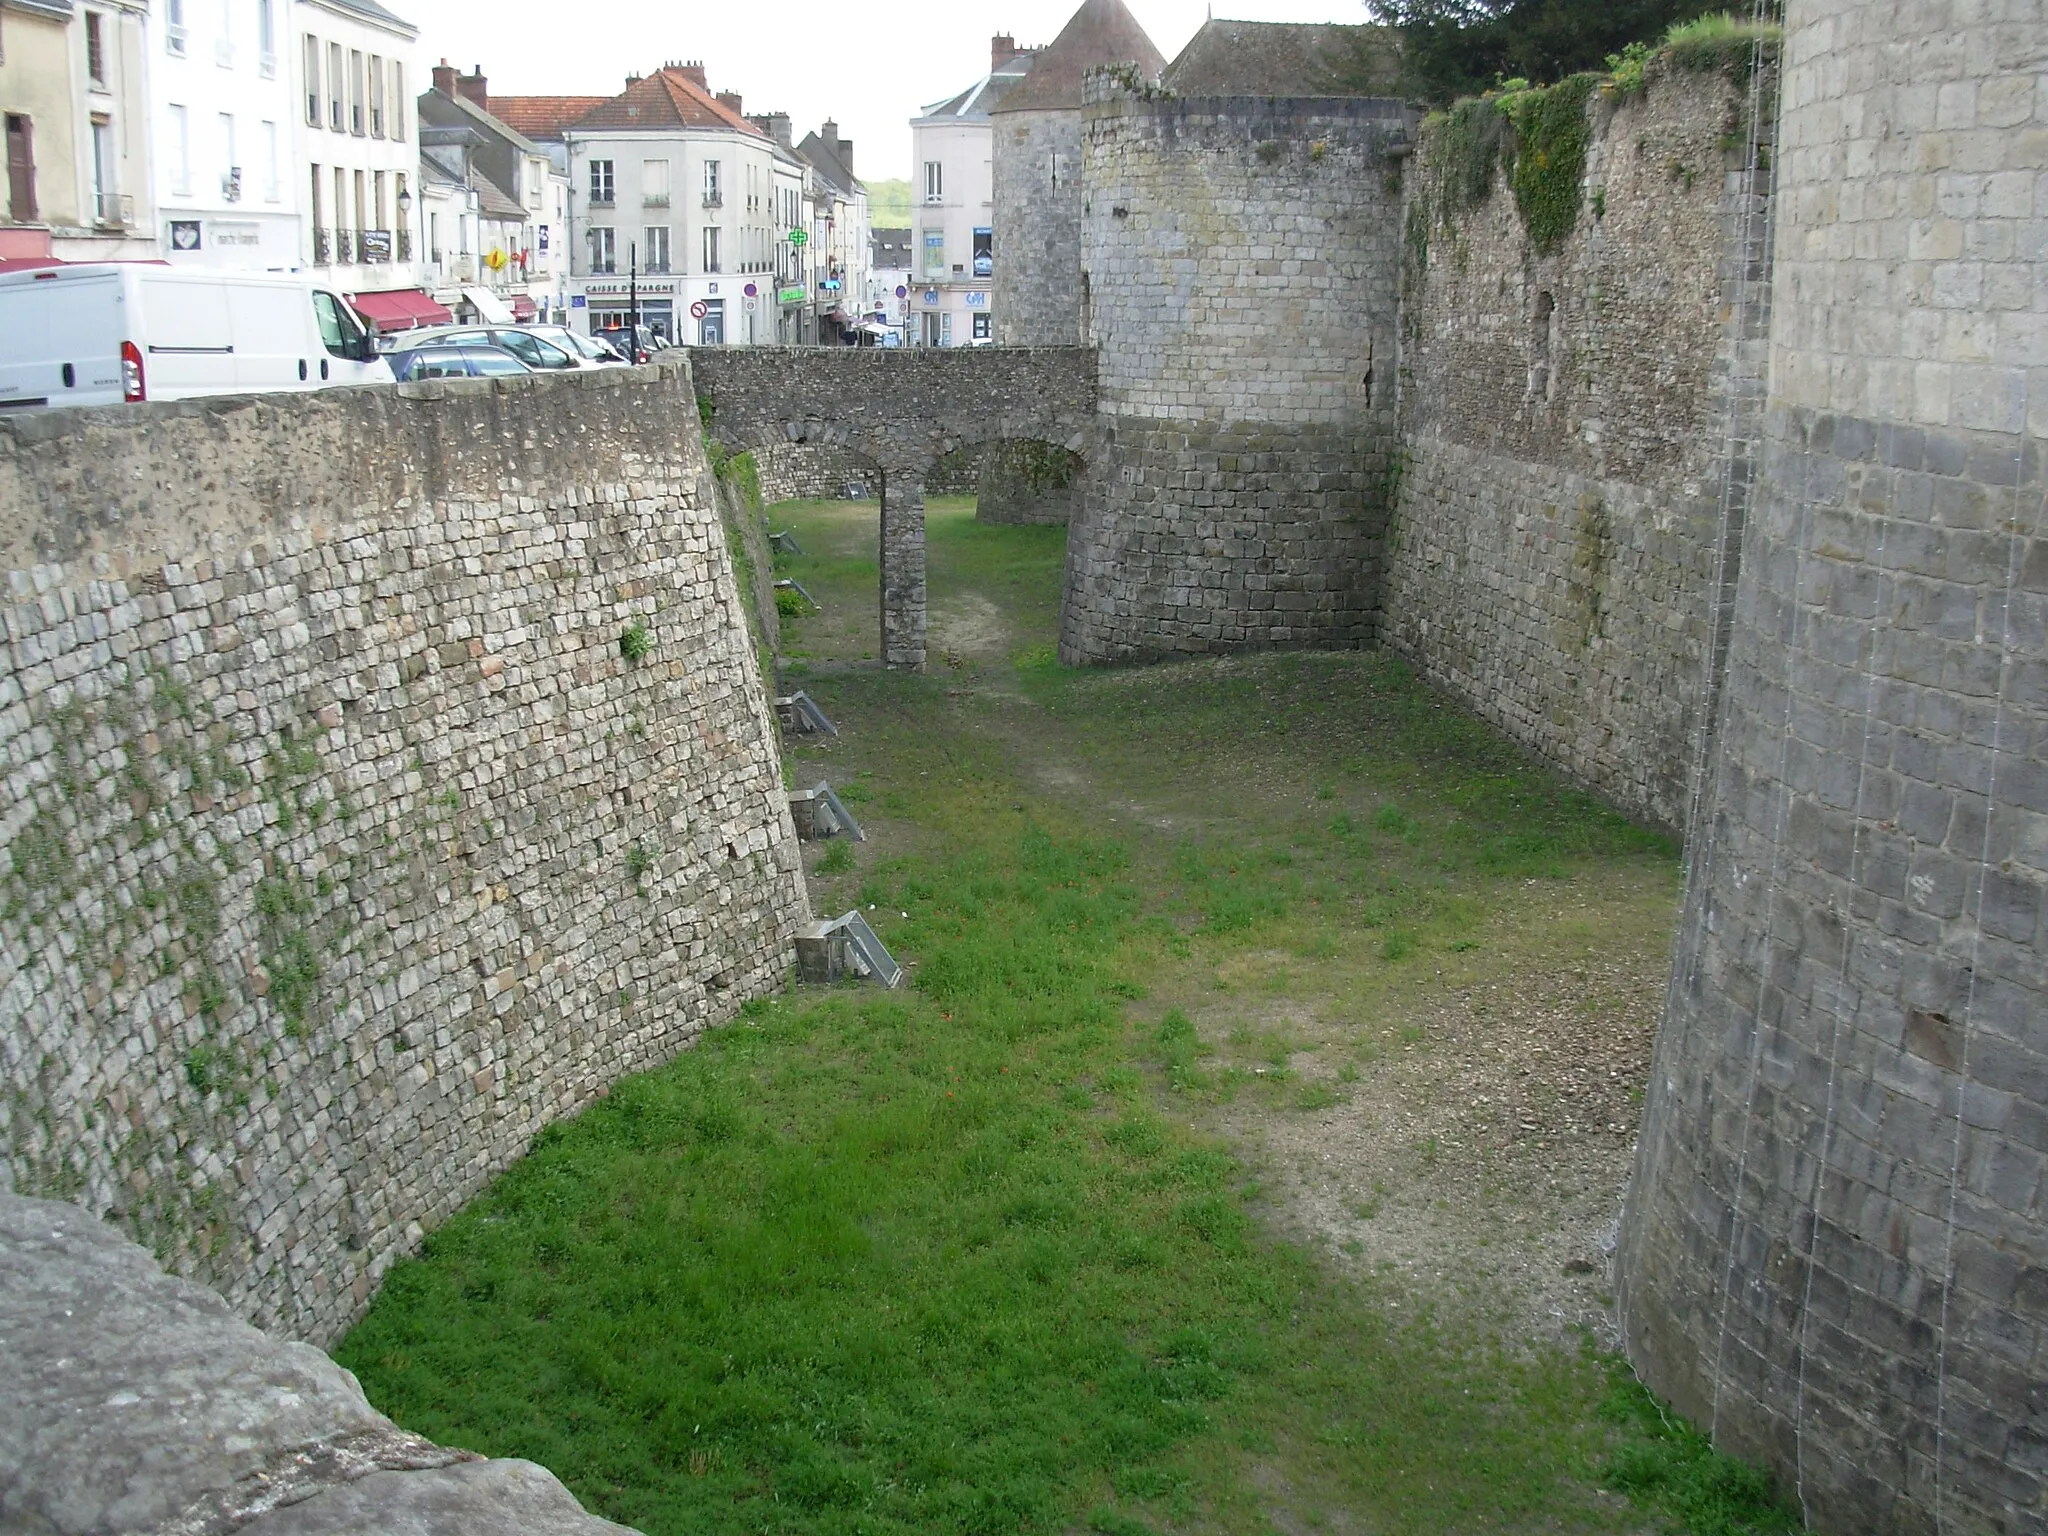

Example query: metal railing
[397,230,412,261]
[92,191,133,228]
[334,227,353,264]
[313,227,331,263]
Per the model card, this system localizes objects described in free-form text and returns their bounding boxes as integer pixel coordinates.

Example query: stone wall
[1061,83,1412,663]
[993,107,1085,345]
[753,442,880,504]
[1618,4,2048,1532]
[0,364,810,1347]
[977,438,1079,525]
[1380,61,1774,832]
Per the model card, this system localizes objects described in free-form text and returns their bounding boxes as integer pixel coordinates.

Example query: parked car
[526,325,630,366]
[593,324,667,364]
[0,263,391,409]
[384,343,535,382]
[401,324,603,372]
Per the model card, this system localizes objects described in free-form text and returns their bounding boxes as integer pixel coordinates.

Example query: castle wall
[1382,64,1773,832]
[993,107,1086,345]
[0,364,810,1347]
[1618,3,2048,1531]
[1061,88,1410,663]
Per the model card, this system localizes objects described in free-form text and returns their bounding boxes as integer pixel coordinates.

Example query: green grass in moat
[336,498,1801,1536]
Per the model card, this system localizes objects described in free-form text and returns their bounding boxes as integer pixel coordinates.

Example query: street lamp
[397,186,413,213]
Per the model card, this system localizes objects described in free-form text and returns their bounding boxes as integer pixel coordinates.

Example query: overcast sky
[405,0,1365,183]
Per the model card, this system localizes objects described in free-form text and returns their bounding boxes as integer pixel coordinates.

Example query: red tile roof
[568,68,767,135]
[488,95,608,140]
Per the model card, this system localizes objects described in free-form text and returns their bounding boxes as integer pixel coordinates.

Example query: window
[86,12,106,85]
[389,62,404,139]
[924,160,942,203]
[972,312,991,340]
[588,225,615,273]
[702,225,720,271]
[642,158,668,206]
[940,311,953,345]
[5,113,34,221]
[643,225,669,273]
[90,117,113,215]
[214,0,233,67]
[303,36,321,124]
[256,0,273,74]
[427,209,439,260]
[311,291,366,357]
[309,163,322,234]
[261,119,278,199]
[922,228,944,275]
[588,158,613,205]
[369,54,384,136]
[702,159,720,207]
[168,103,190,193]
[327,42,343,130]
[973,226,992,278]
[352,167,364,234]
[348,50,364,134]
[218,112,237,198]
[165,0,186,54]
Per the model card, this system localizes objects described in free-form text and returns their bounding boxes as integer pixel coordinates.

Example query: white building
[908,35,1033,346]
[560,63,779,345]
[291,0,421,301]
[868,226,910,331]
[144,0,300,267]
[747,111,821,345]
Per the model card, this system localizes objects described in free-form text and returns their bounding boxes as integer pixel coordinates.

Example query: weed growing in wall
[620,620,654,663]
[1501,73,1601,253]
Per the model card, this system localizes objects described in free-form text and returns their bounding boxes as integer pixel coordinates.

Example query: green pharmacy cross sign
[788,229,809,247]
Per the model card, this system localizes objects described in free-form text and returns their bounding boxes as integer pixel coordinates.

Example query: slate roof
[797,132,859,197]
[469,167,525,219]
[917,50,1037,122]
[991,0,1164,114]
[419,87,545,156]
[1160,19,1400,96]
[568,68,767,137]
[488,96,609,141]
[871,227,912,266]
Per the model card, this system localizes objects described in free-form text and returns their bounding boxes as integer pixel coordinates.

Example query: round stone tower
[1617,4,2048,1532]
[990,0,1164,345]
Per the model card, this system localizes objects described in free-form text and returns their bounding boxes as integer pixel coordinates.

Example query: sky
[404,0,1366,182]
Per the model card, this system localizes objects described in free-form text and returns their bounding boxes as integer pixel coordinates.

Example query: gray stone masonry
[1618,4,2048,1533]
[994,108,1087,345]
[1382,59,1775,833]
[0,1185,637,1535]
[1061,84,1413,663]
[977,438,1079,525]
[688,347,1095,670]
[0,362,810,1348]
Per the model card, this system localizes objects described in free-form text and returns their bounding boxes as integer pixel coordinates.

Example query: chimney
[457,65,488,112]
[432,58,458,96]
[716,90,743,116]
[819,120,850,174]
[991,33,1022,69]
[748,111,794,147]
[625,72,642,87]
[677,59,708,89]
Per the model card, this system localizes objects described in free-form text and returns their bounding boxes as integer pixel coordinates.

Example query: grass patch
[340,496,1766,1536]
[1601,1367,1804,1535]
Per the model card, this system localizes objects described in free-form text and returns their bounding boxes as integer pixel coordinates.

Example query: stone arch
[686,347,1096,671]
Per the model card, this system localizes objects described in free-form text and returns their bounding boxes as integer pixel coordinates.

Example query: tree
[1363,0,1752,103]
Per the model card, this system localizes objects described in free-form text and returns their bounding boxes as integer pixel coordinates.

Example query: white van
[0,264,393,410]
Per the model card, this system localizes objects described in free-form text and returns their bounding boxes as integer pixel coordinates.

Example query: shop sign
[965,291,988,307]
[168,220,202,251]
[777,285,806,305]
[584,279,676,297]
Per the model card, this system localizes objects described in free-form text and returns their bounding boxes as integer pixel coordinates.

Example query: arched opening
[975,438,1081,527]
[748,443,888,667]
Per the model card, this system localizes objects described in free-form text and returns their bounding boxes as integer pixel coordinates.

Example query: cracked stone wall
[1381,61,1775,833]
[1060,83,1411,663]
[0,362,809,1348]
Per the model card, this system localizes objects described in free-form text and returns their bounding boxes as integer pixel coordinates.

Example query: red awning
[509,293,538,320]
[349,288,453,331]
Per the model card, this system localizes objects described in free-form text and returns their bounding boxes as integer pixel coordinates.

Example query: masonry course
[0,363,809,1349]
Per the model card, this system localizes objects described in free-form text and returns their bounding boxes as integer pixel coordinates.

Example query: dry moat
[333,497,1787,1536]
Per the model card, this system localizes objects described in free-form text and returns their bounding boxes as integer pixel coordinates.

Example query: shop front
[580,277,678,342]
